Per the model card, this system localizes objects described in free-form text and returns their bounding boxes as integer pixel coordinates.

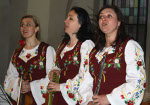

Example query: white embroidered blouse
[92,40,146,105]
[4,44,56,105]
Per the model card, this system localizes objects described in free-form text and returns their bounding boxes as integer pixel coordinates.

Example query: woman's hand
[92,94,110,105]
[20,80,31,93]
[49,70,60,81]
[47,82,60,92]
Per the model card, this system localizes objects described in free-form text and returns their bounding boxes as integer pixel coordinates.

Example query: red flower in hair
[19,40,25,46]
[13,55,17,59]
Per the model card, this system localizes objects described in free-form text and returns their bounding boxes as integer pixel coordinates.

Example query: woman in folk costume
[4,15,55,105]
[88,5,146,105]
[47,7,94,105]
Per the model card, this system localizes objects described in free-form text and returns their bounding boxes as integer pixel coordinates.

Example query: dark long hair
[63,6,93,42]
[94,5,128,51]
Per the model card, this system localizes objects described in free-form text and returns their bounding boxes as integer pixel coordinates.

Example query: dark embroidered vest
[11,42,48,105]
[53,40,82,105]
[11,42,49,81]
[55,40,82,83]
[89,38,130,95]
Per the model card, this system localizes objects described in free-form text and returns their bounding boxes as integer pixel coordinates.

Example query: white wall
[27,0,50,43]
[0,0,10,87]
[48,0,68,49]
[0,0,28,86]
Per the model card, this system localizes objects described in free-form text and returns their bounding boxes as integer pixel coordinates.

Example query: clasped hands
[18,79,31,94]
[47,70,60,93]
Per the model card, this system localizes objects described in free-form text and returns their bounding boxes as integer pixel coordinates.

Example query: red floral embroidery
[107,58,113,63]
[103,52,108,56]
[80,100,83,103]
[42,93,46,98]
[66,85,68,89]
[137,61,142,66]
[41,52,45,56]
[26,53,31,59]
[84,59,88,65]
[33,60,38,65]
[121,95,124,99]
[40,86,43,89]
[11,88,13,91]
[19,40,25,46]
[143,82,146,88]
[119,47,123,52]
[68,93,74,98]
[16,62,20,67]
[127,100,134,105]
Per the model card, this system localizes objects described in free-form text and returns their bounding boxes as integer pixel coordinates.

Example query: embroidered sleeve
[60,40,94,105]
[30,46,56,104]
[106,40,146,105]
[4,61,19,101]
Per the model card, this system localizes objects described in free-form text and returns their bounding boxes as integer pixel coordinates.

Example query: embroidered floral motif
[89,49,96,73]
[65,47,80,67]
[121,80,146,105]
[68,93,75,99]
[12,53,18,66]
[11,45,46,72]
[84,59,88,68]
[4,82,13,97]
[12,53,24,71]
[56,41,87,103]
[89,49,98,82]
[5,87,13,97]
[55,42,66,68]
[66,75,83,102]
[40,85,46,98]
[135,48,145,70]
[55,42,81,76]
[104,47,123,70]
[30,47,45,70]
[121,47,146,105]
[26,53,31,59]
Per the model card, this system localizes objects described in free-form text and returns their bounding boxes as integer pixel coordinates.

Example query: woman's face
[20,18,39,39]
[98,8,120,36]
[64,10,81,36]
